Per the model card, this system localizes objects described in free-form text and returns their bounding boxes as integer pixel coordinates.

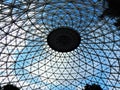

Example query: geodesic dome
[0,0,120,90]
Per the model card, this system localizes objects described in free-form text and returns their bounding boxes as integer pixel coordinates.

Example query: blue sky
[13,1,110,90]
[0,0,120,90]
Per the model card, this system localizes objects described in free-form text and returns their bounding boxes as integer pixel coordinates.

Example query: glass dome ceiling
[0,0,120,90]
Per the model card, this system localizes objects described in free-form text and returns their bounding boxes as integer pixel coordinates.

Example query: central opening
[47,27,81,52]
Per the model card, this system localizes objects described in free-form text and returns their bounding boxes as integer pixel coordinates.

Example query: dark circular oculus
[47,27,81,52]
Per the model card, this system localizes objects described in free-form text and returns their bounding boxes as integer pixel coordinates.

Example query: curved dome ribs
[0,0,120,90]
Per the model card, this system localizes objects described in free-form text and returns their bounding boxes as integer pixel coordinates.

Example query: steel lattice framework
[0,0,120,90]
